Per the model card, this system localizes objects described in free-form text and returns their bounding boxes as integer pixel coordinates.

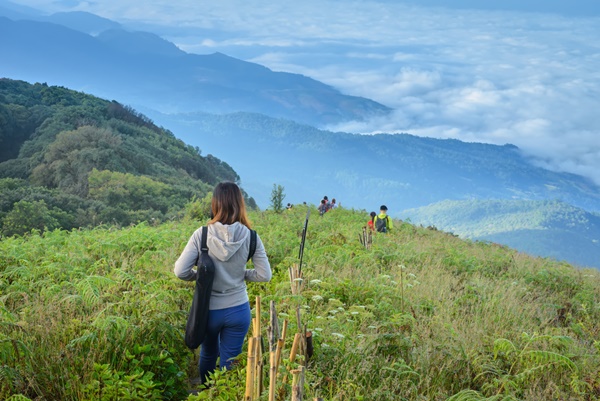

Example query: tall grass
[1,207,599,400]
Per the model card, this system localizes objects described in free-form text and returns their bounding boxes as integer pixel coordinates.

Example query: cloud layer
[12,0,600,185]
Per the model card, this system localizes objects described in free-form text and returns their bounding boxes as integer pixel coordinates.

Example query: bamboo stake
[289,264,304,295]
[253,295,262,337]
[291,366,305,401]
[268,301,279,401]
[244,337,258,401]
[289,333,301,365]
[253,296,263,398]
[275,319,288,382]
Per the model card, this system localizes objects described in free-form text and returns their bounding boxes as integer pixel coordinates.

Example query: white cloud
[10,0,600,185]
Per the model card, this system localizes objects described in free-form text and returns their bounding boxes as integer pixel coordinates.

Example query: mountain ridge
[0,14,391,125]
[147,109,600,213]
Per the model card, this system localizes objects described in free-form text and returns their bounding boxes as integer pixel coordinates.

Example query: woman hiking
[174,182,272,385]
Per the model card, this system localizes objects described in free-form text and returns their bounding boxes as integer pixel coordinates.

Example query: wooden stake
[305,331,313,360]
[268,301,279,401]
[289,263,304,295]
[252,296,263,398]
[244,337,258,401]
[253,295,262,337]
[291,366,305,401]
[289,333,301,365]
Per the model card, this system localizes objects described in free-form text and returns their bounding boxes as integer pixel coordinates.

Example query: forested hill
[403,199,600,269]
[0,78,241,235]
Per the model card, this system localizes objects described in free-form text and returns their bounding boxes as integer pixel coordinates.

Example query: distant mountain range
[403,199,600,269]
[0,5,390,126]
[146,110,600,214]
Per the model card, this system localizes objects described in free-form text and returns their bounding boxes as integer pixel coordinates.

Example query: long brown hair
[208,182,252,228]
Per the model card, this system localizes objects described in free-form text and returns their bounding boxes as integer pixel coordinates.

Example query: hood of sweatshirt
[206,222,250,262]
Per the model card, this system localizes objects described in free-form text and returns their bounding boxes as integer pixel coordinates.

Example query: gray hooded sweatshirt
[174,222,271,310]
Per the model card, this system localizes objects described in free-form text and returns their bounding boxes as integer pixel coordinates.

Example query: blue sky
[9,0,600,185]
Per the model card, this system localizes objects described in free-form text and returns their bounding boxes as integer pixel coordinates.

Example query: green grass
[1,207,600,400]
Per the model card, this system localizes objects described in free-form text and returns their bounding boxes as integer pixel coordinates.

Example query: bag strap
[201,226,209,253]
[247,229,257,262]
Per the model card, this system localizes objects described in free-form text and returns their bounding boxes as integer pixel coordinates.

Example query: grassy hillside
[403,199,600,269]
[2,207,599,400]
[0,79,241,235]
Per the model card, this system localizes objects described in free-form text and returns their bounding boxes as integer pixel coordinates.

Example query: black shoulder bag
[184,227,257,350]
[185,226,215,350]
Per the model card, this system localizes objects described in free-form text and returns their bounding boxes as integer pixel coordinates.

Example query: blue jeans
[199,302,251,384]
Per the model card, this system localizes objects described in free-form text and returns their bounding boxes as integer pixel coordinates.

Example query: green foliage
[184,192,213,221]
[0,79,240,233]
[1,207,599,400]
[1,199,60,236]
[270,183,285,213]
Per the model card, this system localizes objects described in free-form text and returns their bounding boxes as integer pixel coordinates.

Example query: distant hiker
[330,198,338,209]
[174,182,272,385]
[318,199,328,216]
[374,205,392,233]
[323,196,331,211]
[367,211,377,231]
[286,203,293,210]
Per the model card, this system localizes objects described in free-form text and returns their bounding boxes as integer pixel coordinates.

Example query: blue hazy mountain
[0,15,390,126]
[45,11,122,34]
[0,0,41,20]
[145,110,600,215]
[403,199,600,269]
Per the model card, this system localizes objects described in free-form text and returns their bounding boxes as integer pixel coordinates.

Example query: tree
[1,199,59,236]
[270,183,285,213]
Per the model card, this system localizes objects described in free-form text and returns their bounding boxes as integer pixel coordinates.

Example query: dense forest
[403,199,600,268]
[0,79,245,236]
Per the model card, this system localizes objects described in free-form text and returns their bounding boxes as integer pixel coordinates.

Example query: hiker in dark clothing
[374,205,393,233]
[318,199,328,216]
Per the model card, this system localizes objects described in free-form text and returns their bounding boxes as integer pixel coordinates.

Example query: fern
[66,331,98,351]
[521,350,577,372]
[446,389,520,401]
[6,394,32,401]
[493,338,517,358]
[75,275,115,308]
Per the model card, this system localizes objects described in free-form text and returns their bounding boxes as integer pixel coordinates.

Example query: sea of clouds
[13,0,600,185]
